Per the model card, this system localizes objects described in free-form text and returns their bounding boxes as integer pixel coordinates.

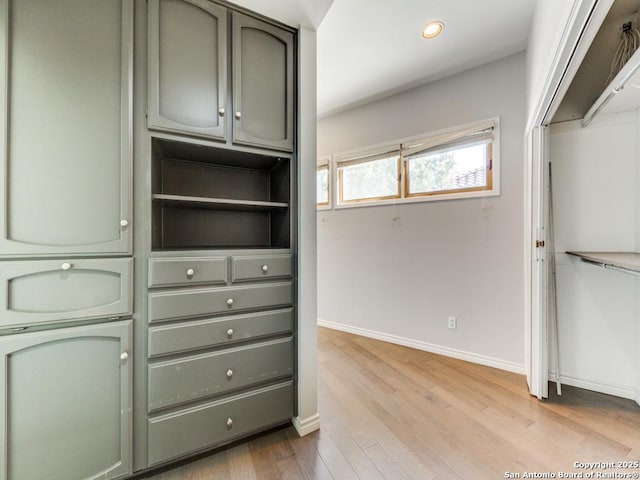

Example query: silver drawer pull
[226,417,233,428]
[186,268,195,277]
[218,107,225,116]
[234,111,242,120]
[120,352,129,361]
[226,298,234,307]
[120,219,129,227]
[226,369,233,378]
[226,328,234,337]
[261,264,269,273]
[61,262,72,271]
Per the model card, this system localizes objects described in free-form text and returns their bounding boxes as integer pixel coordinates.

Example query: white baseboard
[317,318,524,374]
[548,372,637,401]
[292,412,320,437]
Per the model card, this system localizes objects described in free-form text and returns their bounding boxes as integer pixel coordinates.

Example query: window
[403,126,493,197]
[317,163,329,207]
[332,119,498,207]
[337,151,401,204]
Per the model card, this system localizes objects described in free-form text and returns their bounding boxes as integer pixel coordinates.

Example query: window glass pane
[317,166,329,205]
[407,142,489,195]
[339,155,399,203]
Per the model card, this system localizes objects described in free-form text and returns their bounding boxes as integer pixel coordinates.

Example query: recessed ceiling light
[422,21,444,39]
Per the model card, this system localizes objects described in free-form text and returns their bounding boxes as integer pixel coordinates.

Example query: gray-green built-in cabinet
[0,0,297,478]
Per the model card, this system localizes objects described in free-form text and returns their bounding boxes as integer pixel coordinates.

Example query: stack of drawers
[146,254,294,465]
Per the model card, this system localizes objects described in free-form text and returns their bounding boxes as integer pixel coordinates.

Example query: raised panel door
[148,0,227,139]
[0,320,132,480]
[0,0,133,257]
[232,12,294,152]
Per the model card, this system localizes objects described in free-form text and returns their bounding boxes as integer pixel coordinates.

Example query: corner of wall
[293,413,321,437]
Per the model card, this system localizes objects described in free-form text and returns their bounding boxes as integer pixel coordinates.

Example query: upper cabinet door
[0,0,133,257]
[148,0,228,140]
[232,12,294,152]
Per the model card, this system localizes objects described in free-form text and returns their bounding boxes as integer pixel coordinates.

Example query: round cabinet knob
[186,268,195,277]
[226,328,234,337]
[226,298,234,307]
[61,262,72,271]
[226,369,233,378]
[120,352,129,361]
[234,111,242,120]
[218,107,225,116]
[226,417,233,428]
[120,219,129,227]
[261,265,269,274]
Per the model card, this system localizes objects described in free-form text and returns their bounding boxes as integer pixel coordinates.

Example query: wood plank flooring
[141,327,640,479]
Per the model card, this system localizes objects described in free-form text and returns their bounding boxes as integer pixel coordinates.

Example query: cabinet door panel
[0,0,133,256]
[0,258,133,329]
[233,13,293,151]
[0,320,132,480]
[148,0,227,139]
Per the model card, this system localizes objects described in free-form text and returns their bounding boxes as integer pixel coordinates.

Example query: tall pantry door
[0,0,133,257]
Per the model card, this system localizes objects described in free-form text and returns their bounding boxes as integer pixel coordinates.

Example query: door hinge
[536,240,545,248]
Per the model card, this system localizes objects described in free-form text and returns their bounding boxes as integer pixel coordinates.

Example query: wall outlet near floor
[448,316,457,330]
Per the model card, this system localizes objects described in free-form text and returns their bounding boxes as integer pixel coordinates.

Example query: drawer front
[148,381,293,465]
[148,282,292,323]
[0,258,133,329]
[148,256,227,288]
[231,254,292,282]
[148,308,293,357]
[148,337,293,411]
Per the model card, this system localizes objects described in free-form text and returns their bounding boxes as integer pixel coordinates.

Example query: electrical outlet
[448,316,457,330]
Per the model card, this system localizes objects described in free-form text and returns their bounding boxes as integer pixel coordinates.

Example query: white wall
[550,111,640,399]
[294,27,320,435]
[317,52,527,372]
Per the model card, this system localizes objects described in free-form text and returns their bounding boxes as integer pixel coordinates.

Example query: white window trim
[316,155,332,210]
[331,117,500,209]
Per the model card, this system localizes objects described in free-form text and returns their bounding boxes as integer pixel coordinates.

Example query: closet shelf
[152,194,289,211]
[583,47,640,126]
[567,251,640,275]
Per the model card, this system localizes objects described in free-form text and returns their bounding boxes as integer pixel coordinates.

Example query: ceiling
[316,0,537,117]
[228,0,334,29]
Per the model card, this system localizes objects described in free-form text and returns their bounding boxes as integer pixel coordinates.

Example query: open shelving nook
[152,137,291,250]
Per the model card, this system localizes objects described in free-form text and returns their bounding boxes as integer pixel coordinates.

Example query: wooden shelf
[567,251,640,274]
[153,194,289,211]
[151,137,291,250]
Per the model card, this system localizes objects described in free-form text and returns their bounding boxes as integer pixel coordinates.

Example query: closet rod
[580,258,640,277]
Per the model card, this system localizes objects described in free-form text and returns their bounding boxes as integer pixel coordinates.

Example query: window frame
[403,135,494,199]
[336,150,402,205]
[316,156,331,209]
[331,118,500,209]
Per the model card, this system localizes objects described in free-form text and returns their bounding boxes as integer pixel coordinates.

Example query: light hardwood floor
[141,327,640,479]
